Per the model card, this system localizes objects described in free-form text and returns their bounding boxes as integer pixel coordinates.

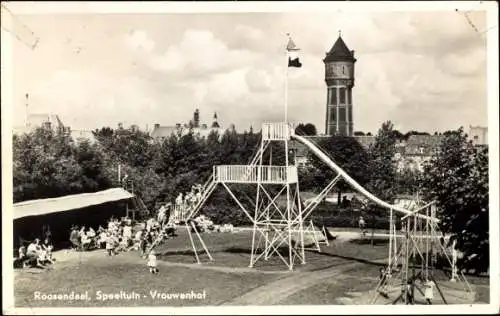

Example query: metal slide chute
[290,134,438,223]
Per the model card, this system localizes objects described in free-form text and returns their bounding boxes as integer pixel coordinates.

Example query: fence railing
[262,123,293,140]
[171,204,189,222]
[214,165,298,184]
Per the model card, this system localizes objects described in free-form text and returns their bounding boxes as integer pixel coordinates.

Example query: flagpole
[285,34,289,123]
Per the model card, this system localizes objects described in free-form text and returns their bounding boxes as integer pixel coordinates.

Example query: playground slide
[291,134,438,222]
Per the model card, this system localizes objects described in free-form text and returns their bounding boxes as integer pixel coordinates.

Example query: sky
[2,2,492,134]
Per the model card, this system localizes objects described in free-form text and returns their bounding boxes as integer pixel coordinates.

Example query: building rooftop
[150,125,224,140]
[324,35,356,63]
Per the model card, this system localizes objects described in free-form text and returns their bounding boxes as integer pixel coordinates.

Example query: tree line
[13,122,489,273]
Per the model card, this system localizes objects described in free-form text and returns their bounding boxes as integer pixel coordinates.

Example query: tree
[13,127,84,201]
[366,121,398,245]
[391,130,404,141]
[74,140,112,192]
[367,121,397,201]
[354,131,365,136]
[295,123,317,136]
[395,164,421,195]
[307,136,369,203]
[421,128,489,274]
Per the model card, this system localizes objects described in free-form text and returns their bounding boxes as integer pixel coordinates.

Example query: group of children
[66,213,171,274]
[175,184,204,213]
[17,237,54,269]
[69,225,98,251]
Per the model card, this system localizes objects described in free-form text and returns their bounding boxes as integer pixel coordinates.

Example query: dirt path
[223,261,363,305]
[157,260,291,275]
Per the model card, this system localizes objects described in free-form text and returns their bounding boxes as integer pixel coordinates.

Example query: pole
[388,207,393,277]
[285,34,289,123]
[118,164,121,184]
[25,93,29,129]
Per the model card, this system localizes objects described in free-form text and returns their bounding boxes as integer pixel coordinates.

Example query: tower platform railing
[262,122,293,141]
[214,165,298,184]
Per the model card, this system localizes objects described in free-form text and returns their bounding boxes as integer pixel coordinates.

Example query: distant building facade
[13,113,69,136]
[150,109,226,141]
[393,135,443,172]
[468,125,488,146]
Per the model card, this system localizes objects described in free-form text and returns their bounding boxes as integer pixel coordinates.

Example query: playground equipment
[122,179,148,221]
[370,197,472,305]
[170,204,189,224]
[178,122,440,270]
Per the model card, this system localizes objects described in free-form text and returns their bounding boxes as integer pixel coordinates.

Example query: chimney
[154,123,160,129]
[351,50,355,57]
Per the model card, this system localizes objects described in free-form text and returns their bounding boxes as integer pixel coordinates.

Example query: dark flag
[287,36,302,68]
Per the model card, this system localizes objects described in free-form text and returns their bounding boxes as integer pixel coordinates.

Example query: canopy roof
[13,188,134,220]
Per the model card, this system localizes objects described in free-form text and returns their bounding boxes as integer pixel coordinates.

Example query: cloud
[245,68,273,92]
[234,25,264,42]
[124,30,156,53]
[440,46,486,77]
[149,29,259,77]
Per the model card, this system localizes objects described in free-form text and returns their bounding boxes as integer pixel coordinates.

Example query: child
[18,244,27,260]
[147,250,159,274]
[105,233,115,256]
[42,238,54,261]
[358,216,366,236]
[140,234,148,258]
[98,229,107,249]
[405,280,414,304]
[378,267,389,298]
[424,279,435,304]
[123,224,132,241]
[81,233,91,251]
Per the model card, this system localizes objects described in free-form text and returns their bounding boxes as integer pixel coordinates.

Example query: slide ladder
[185,176,218,221]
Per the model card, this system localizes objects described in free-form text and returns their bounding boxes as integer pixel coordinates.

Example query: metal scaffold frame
[181,122,320,270]
[370,198,472,305]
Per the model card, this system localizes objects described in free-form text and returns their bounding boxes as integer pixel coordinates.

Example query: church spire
[211,111,220,128]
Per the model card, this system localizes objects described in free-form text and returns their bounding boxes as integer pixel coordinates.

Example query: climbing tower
[185,122,307,270]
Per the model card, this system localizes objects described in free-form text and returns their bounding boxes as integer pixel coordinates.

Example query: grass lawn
[14,228,489,307]
[15,251,284,307]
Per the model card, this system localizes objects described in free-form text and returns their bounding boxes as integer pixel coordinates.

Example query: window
[330,88,337,105]
[348,105,353,122]
[339,88,346,104]
[342,66,346,74]
[339,107,346,121]
[329,108,336,122]
[347,89,352,104]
